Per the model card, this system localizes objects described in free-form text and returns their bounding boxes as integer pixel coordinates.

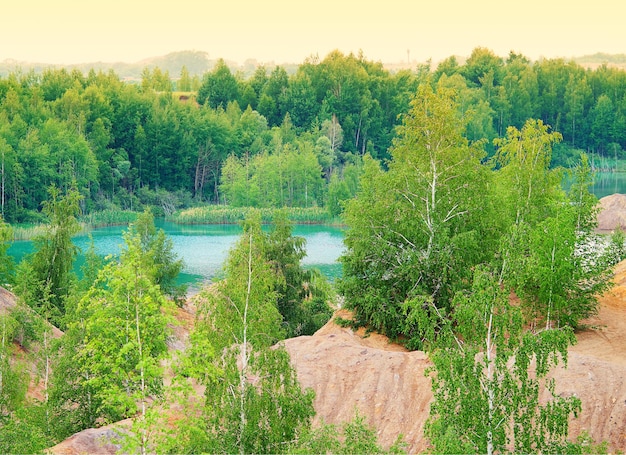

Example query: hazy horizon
[2,0,625,67]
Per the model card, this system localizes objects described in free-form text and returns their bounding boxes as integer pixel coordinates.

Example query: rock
[597,193,626,232]
[47,419,131,455]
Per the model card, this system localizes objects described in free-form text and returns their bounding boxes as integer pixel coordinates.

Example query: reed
[168,206,332,225]
[80,210,138,228]
[11,224,48,241]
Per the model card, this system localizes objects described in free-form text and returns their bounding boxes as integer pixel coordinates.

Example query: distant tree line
[2,48,626,223]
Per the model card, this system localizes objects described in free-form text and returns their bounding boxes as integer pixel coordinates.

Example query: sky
[2,0,625,66]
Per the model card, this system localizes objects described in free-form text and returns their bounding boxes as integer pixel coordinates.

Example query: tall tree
[130,208,185,301]
[197,59,239,109]
[14,186,81,326]
[503,152,612,328]
[340,83,493,348]
[177,212,315,454]
[177,66,192,92]
[53,223,173,446]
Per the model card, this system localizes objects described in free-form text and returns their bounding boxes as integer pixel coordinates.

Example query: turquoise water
[7,222,345,291]
[562,171,626,199]
[590,172,626,199]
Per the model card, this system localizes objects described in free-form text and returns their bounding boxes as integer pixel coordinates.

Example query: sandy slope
[281,282,626,453]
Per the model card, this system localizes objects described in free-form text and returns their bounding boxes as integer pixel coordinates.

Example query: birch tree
[14,186,81,327]
[426,267,581,454]
[52,224,172,453]
[340,82,496,349]
[176,213,315,454]
[496,123,612,328]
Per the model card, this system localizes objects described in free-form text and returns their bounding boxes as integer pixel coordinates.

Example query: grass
[11,224,48,241]
[79,209,139,228]
[10,206,338,240]
[587,154,626,172]
[168,205,333,225]
[11,209,139,241]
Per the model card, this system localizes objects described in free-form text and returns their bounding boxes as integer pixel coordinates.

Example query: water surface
[8,222,345,291]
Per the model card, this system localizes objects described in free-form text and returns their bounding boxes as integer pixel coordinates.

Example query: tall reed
[168,206,332,225]
[11,224,48,241]
[80,210,138,228]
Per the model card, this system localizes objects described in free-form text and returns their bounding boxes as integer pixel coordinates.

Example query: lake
[590,172,626,199]
[7,222,346,292]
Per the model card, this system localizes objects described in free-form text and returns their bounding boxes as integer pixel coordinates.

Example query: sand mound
[282,313,432,453]
[284,302,626,452]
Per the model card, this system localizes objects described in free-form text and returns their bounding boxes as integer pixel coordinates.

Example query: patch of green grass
[11,224,48,241]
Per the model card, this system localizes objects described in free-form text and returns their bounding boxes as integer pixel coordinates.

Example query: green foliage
[340,83,494,348]
[264,210,334,337]
[0,216,14,286]
[174,211,322,454]
[0,309,55,453]
[341,90,614,348]
[197,59,239,108]
[9,223,48,241]
[219,140,326,209]
[0,312,28,419]
[498,135,611,329]
[290,412,404,454]
[129,208,185,302]
[573,430,612,454]
[51,223,174,431]
[13,186,81,327]
[80,209,138,227]
[4,304,45,350]
[169,205,331,225]
[606,228,626,265]
[426,267,581,454]
[197,212,285,351]
[493,119,564,228]
[200,347,315,454]
[0,402,56,454]
[3,49,626,224]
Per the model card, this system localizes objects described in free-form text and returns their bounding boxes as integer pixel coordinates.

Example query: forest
[1,48,626,224]
[1,47,626,453]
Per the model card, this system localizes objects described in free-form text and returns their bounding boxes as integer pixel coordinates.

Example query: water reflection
[591,172,626,199]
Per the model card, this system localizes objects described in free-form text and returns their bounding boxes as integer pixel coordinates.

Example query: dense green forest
[2,48,626,224]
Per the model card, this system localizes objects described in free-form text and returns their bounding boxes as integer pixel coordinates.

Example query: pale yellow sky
[2,0,625,65]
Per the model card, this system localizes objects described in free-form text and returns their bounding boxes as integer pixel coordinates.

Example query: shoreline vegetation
[167,205,337,225]
[9,205,343,240]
